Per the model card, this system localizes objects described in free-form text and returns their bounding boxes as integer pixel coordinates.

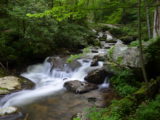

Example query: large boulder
[47,56,81,71]
[84,68,107,84]
[107,42,142,68]
[0,76,21,95]
[64,80,98,94]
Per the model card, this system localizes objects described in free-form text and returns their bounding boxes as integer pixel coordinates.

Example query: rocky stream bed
[0,28,142,120]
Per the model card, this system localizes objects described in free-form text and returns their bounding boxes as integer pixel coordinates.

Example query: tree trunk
[153,0,160,38]
[144,0,151,39]
[121,0,127,24]
[51,0,54,8]
[138,0,148,83]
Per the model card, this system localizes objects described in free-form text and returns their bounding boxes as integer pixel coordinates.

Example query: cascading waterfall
[0,50,107,108]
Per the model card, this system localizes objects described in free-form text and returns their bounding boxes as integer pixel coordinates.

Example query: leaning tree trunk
[153,0,160,38]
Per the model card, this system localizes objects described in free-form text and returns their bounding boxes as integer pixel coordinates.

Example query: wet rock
[93,55,106,61]
[72,111,88,120]
[19,76,35,90]
[83,59,90,63]
[0,76,21,95]
[0,107,18,116]
[90,59,98,67]
[103,43,111,49]
[0,112,23,120]
[91,55,106,67]
[48,56,81,71]
[84,68,107,84]
[105,31,117,42]
[91,49,98,53]
[64,80,98,94]
[0,107,23,120]
[68,61,82,71]
[47,56,65,70]
[0,89,9,95]
[97,32,104,38]
[88,97,97,103]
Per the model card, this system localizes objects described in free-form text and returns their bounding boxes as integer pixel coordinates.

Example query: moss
[108,46,115,59]
[18,76,34,89]
[0,87,10,95]
[130,94,160,120]
[67,47,90,63]
[134,78,160,102]
[117,56,123,65]
[129,40,139,47]
[104,61,121,75]
[0,87,8,90]
[73,118,81,120]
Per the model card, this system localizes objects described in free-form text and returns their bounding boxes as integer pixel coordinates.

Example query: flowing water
[0,49,110,120]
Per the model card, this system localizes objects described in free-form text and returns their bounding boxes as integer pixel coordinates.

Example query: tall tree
[138,0,148,82]
[144,0,151,39]
[153,0,160,38]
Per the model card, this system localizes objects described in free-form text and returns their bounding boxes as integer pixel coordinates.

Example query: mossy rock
[134,77,160,102]
[0,76,34,95]
[0,87,10,94]
[18,76,35,89]
[104,61,126,76]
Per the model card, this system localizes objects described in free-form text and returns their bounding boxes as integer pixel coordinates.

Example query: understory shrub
[131,95,160,120]
[86,97,135,120]
[145,38,160,78]
[110,69,139,97]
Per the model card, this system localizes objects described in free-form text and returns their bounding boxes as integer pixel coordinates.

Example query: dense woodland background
[0,0,157,68]
[0,0,160,120]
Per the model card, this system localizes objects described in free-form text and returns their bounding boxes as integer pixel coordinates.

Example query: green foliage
[67,54,83,63]
[27,3,87,22]
[131,95,160,120]
[106,8,123,24]
[87,107,107,120]
[117,56,123,64]
[67,47,90,63]
[129,40,139,47]
[86,97,135,120]
[73,118,81,120]
[145,38,160,78]
[110,69,139,97]
[108,46,114,59]
[0,0,96,67]
[109,97,135,118]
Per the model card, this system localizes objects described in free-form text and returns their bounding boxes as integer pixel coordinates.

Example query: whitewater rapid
[0,52,106,108]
